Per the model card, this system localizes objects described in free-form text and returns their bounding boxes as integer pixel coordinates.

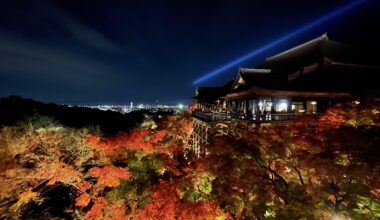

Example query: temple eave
[224,86,352,99]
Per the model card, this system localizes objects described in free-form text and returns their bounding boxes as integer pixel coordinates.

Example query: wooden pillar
[287,98,292,112]
[245,100,249,119]
[205,127,208,145]
[250,100,255,117]
[271,97,275,113]
[303,101,306,114]
[232,100,235,116]
[255,100,260,122]
[225,99,229,118]
[236,100,240,117]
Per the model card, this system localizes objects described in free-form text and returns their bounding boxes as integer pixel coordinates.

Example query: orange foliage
[158,154,181,176]
[77,181,92,192]
[88,166,130,190]
[270,159,289,175]
[318,108,345,129]
[186,102,198,114]
[158,115,193,142]
[86,115,193,159]
[135,180,179,220]
[85,198,106,220]
[371,188,380,200]
[75,193,91,207]
[87,129,173,155]
[84,198,127,220]
[317,103,367,129]
[33,161,91,191]
[177,202,228,220]
[136,180,228,220]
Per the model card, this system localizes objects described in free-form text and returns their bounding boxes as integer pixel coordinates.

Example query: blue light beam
[193,0,367,85]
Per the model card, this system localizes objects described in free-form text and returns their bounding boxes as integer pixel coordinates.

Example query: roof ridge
[239,67,272,74]
[265,33,329,62]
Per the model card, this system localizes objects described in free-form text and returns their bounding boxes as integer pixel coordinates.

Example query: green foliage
[106,180,152,210]
[215,215,225,220]
[127,151,166,180]
[28,115,59,130]
[139,114,157,129]
[180,172,215,202]
[272,183,316,220]
[348,196,380,219]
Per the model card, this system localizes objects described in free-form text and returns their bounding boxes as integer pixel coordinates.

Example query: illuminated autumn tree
[1,103,380,219]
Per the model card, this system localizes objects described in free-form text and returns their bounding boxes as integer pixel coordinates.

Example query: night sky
[0,0,379,105]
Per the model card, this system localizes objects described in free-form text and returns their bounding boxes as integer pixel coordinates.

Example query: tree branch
[293,166,304,185]
[253,156,288,188]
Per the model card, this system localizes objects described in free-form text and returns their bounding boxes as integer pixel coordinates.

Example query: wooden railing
[192,110,321,122]
[192,110,228,122]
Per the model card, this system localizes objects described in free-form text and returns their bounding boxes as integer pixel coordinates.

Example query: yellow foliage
[0,125,34,160]
[10,188,43,213]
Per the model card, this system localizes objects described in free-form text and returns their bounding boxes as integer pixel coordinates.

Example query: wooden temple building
[192,34,380,123]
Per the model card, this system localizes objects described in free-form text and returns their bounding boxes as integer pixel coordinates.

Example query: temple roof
[193,80,234,101]
[260,33,380,74]
[193,34,380,102]
[284,61,380,93]
[265,34,329,64]
[192,87,224,100]
[230,67,282,91]
[239,67,271,74]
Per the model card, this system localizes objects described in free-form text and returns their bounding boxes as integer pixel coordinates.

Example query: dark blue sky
[0,0,379,105]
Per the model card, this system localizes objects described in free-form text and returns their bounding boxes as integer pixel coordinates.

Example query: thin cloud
[45,1,119,52]
[0,33,123,86]
[58,14,119,52]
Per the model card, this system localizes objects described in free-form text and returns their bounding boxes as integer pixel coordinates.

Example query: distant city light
[72,102,181,114]
[192,0,367,85]
[178,104,184,109]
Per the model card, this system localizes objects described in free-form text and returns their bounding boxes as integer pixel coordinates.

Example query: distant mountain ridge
[0,96,146,134]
